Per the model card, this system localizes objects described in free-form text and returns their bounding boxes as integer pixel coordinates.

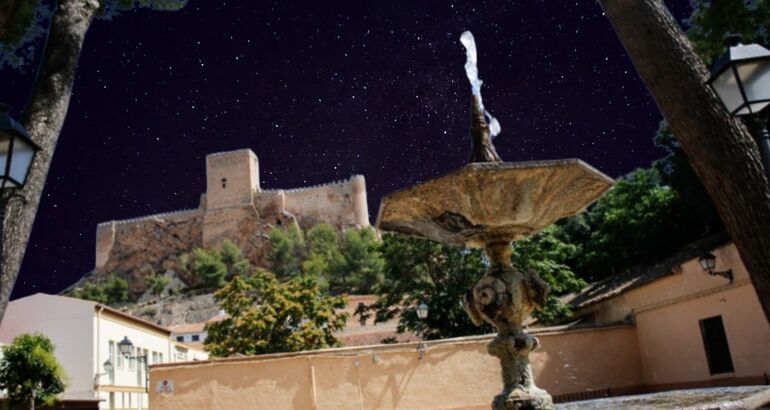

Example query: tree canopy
[72,274,129,306]
[181,240,251,290]
[269,224,384,294]
[687,0,770,65]
[0,0,188,69]
[0,333,67,409]
[204,270,348,357]
[360,233,492,340]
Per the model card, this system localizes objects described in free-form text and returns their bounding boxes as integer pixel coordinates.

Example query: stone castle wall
[91,149,369,297]
[275,174,369,229]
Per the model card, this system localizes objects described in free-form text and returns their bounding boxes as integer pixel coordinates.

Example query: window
[699,315,735,375]
[108,340,116,383]
[109,392,115,410]
[176,336,184,342]
[191,334,200,342]
[152,351,159,364]
[138,348,149,387]
[128,347,135,371]
[175,346,188,361]
[221,177,227,188]
[117,343,124,369]
[159,352,163,363]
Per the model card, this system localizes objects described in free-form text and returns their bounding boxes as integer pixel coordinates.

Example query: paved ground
[557,386,770,410]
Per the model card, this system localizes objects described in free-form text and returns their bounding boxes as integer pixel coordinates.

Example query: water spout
[460,31,501,138]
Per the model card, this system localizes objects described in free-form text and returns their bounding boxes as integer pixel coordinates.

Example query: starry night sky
[5,0,694,298]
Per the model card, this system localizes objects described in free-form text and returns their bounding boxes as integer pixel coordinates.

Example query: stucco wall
[0,295,96,400]
[149,326,640,410]
[578,243,770,387]
[633,283,770,386]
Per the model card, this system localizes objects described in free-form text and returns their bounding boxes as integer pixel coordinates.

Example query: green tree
[687,0,770,66]
[653,122,724,237]
[564,168,685,281]
[145,272,170,300]
[181,241,256,290]
[71,274,128,306]
[72,282,108,305]
[359,233,491,340]
[268,224,306,279]
[332,228,385,294]
[145,273,169,298]
[301,224,343,290]
[511,226,586,324]
[0,333,67,409]
[219,240,251,278]
[183,248,228,289]
[203,271,348,357]
[103,274,129,306]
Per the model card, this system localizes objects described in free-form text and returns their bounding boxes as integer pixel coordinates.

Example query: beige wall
[0,294,96,400]
[634,283,770,385]
[149,326,640,410]
[577,242,770,387]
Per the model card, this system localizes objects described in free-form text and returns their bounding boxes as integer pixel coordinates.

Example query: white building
[0,293,207,409]
[169,310,227,350]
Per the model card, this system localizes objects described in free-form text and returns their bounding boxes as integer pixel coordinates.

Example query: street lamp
[0,104,40,189]
[707,36,770,179]
[117,336,149,391]
[103,359,113,375]
[416,302,429,320]
[416,303,429,360]
[698,252,733,282]
[94,359,114,384]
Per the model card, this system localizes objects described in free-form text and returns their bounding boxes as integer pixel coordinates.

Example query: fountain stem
[463,239,555,410]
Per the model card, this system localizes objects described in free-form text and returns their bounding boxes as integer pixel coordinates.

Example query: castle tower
[202,149,261,247]
[350,175,370,227]
[205,149,260,209]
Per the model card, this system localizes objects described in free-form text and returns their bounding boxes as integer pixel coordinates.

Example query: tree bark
[598,0,770,323]
[0,0,99,320]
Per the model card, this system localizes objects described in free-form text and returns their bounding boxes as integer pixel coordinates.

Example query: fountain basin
[376,159,614,247]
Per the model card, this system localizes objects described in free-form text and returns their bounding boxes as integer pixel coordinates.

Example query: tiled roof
[170,322,206,334]
[564,232,732,310]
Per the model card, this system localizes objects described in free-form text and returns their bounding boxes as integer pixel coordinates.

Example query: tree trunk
[598,0,770,323]
[0,0,99,320]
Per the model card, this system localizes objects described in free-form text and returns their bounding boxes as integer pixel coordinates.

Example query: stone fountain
[375,32,614,410]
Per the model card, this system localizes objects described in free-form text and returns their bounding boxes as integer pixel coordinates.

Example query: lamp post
[698,252,734,282]
[0,104,40,189]
[94,359,114,384]
[707,36,770,180]
[118,336,149,392]
[416,303,429,360]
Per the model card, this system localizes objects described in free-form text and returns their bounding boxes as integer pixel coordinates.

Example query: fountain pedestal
[376,160,613,410]
[474,242,554,409]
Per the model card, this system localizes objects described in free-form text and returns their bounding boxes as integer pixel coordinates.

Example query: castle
[92,149,369,295]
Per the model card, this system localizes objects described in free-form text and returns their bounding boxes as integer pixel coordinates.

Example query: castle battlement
[263,174,365,194]
[97,208,201,227]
